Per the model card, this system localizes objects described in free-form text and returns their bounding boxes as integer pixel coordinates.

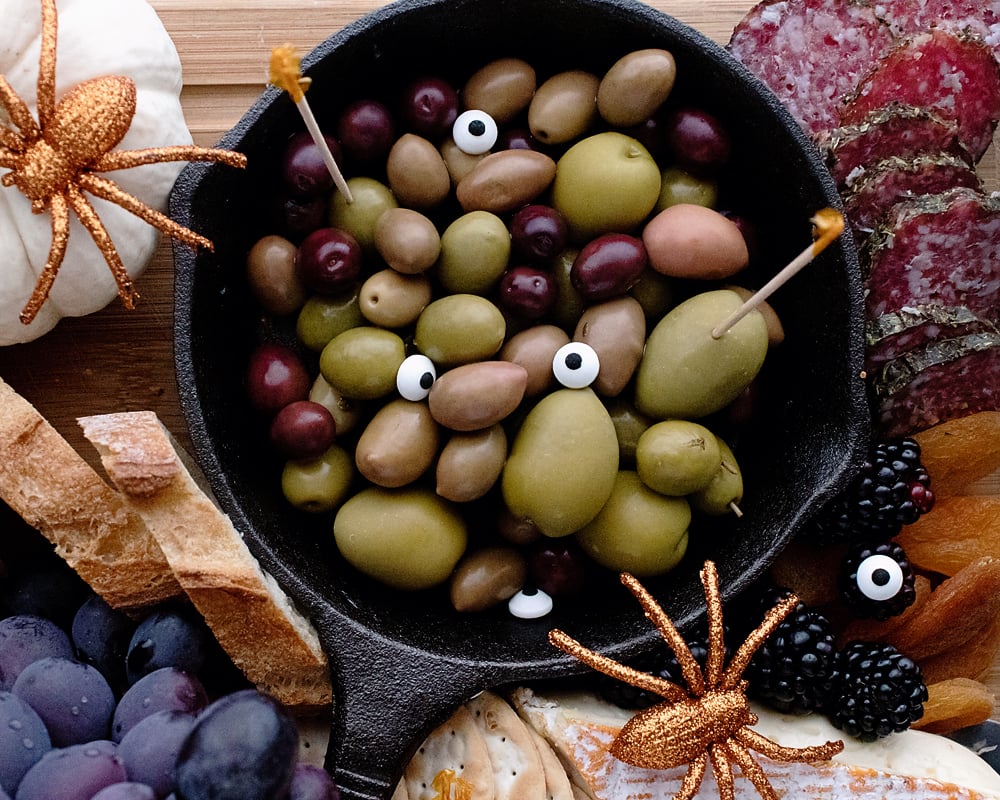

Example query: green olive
[691,437,744,516]
[246,234,305,316]
[436,211,511,294]
[449,547,527,612]
[281,445,354,513]
[319,327,405,399]
[359,269,432,329]
[308,374,365,436]
[333,486,467,591]
[635,420,721,496]
[603,396,652,466]
[576,470,689,576]
[296,290,364,352]
[655,166,719,212]
[329,176,397,253]
[628,268,674,322]
[549,248,586,330]
[414,294,506,367]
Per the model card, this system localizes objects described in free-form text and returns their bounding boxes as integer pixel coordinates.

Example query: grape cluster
[0,536,337,800]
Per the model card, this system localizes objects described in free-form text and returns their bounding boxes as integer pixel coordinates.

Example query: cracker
[405,705,494,800]
[526,716,575,800]
[467,690,547,800]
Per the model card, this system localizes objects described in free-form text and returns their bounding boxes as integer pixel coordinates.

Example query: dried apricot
[838,574,932,646]
[913,411,1000,495]
[920,615,1000,685]
[896,496,1000,576]
[911,677,995,734]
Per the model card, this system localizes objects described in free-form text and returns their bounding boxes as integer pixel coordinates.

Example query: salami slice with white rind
[728,0,894,136]
[841,29,1000,161]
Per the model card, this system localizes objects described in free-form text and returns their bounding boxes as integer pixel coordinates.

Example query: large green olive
[436,424,508,502]
[414,294,506,367]
[635,289,768,419]
[463,57,536,124]
[635,419,721,496]
[296,290,364,352]
[358,269,432,329]
[333,487,467,591]
[449,547,527,612]
[552,132,661,242]
[501,388,619,537]
[597,49,677,128]
[436,211,511,294]
[528,70,600,145]
[329,176,398,253]
[354,398,440,488]
[386,133,451,209]
[319,327,406,399]
[281,445,354,513]
[576,470,689,576]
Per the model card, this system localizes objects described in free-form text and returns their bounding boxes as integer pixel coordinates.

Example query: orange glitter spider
[549,562,844,800]
[0,0,247,325]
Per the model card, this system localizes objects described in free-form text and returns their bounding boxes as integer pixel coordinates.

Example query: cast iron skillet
[171,0,869,796]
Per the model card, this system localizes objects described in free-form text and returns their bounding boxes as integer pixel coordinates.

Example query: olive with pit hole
[463,57,536,124]
[499,324,570,397]
[436,424,508,502]
[692,436,744,516]
[635,289,768,420]
[436,210,511,294]
[576,470,689,576]
[428,361,528,431]
[333,486,467,591]
[296,290,364,352]
[329,176,398,253]
[449,547,527,612]
[573,296,646,397]
[597,48,677,128]
[281,444,354,514]
[635,419,721,496]
[319,327,406,400]
[528,70,600,145]
[374,208,441,275]
[355,397,440,488]
[642,203,748,279]
[359,269,432,329]
[414,294,506,367]
[246,234,305,316]
[309,374,365,436]
[386,133,451,209]
[456,149,557,214]
[571,234,648,302]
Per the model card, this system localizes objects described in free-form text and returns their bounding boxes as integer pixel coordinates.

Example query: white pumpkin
[0,0,194,344]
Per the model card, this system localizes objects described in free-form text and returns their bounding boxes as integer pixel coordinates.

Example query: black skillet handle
[319,609,499,800]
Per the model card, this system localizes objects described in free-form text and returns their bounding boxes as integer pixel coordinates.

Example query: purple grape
[90,783,157,800]
[125,608,210,685]
[288,763,340,800]
[498,267,557,320]
[12,657,114,746]
[112,668,208,743]
[0,614,73,690]
[0,556,89,629]
[336,99,395,164]
[175,690,298,800]
[510,205,568,263]
[117,710,196,799]
[398,76,458,140]
[72,595,136,690]
[14,741,127,800]
[281,131,342,199]
[0,691,51,795]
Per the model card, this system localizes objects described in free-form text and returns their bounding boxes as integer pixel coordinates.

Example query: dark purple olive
[570,234,648,301]
[720,210,760,263]
[399,77,459,140]
[510,205,568,263]
[499,266,557,320]
[497,127,537,151]
[625,116,667,161]
[271,193,327,242]
[269,401,337,459]
[281,131,342,198]
[297,227,362,294]
[246,344,310,415]
[336,99,395,163]
[527,542,588,597]
[664,107,732,175]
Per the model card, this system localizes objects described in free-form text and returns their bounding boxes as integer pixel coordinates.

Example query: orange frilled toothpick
[269,45,353,203]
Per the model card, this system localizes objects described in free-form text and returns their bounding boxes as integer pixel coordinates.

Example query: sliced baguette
[0,377,182,609]
[79,410,331,712]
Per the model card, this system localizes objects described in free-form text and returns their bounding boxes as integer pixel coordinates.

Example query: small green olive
[329,176,397,253]
[436,211,511,294]
[296,290,364,352]
[281,445,354,513]
[655,166,719,212]
[635,420,721,496]
[691,437,744,516]
[319,327,405,399]
[308,374,365,436]
[414,294,506,367]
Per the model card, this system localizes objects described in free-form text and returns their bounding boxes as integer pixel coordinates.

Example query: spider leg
[700,562,726,688]
[20,191,70,325]
[674,752,708,800]
[78,173,213,251]
[0,76,40,140]
[65,183,140,310]
[91,145,247,173]
[621,573,705,695]
[721,739,780,800]
[37,0,57,127]
[1,126,25,152]
[735,726,844,763]
[708,742,735,800]
[720,594,799,691]
[548,629,690,703]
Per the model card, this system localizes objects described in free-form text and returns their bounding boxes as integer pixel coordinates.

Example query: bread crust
[79,410,332,712]
[0,377,183,609]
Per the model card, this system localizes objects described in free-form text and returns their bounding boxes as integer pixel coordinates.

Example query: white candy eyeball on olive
[552,342,600,389]
[508,588,553,619]
[855,554,905,601]
[453,109,498,155]
[396,354,437,401]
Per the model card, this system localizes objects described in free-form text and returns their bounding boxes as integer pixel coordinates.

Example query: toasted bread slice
[0,377,182,609]
[79,410,331,712]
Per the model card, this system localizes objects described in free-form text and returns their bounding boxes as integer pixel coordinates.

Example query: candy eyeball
[552,342,600,388]
[855,553,905,601]
[453,109,498,155]
[508,587,553,619]
[396,354,437,400]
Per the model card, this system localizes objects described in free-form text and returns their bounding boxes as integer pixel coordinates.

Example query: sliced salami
[840,29,1000,161]
[874,332,1000,437]
[728,0,894,136]
[872,0,1000,55]
[867,305,997,365]
[843,152,981,234]
[818,102,971,188]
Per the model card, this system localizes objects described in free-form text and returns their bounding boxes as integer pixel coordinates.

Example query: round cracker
[405,705,494,800]
[467,691,547,800]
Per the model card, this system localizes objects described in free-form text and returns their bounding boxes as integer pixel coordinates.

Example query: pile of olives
[243,49,781,616]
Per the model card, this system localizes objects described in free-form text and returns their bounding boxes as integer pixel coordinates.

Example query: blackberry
[824,640,928,741]
[811,438,935,545]
[840,540,917,620]
[745,590,837,715]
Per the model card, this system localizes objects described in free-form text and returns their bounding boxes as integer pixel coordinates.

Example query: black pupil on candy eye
[468,119,487,136]
[419,372,434,389]
[564,352,583,370]
[871,568,891,587]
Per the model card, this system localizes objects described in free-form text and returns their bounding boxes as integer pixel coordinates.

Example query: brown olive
[358,269,432,329]
[499,324,570,398]
[462,57,536,124]
[440,137,486,185]
[528,70,599,145]
[449,547,527,612]
[456,150,557,214]
[246,234,305,315]
[374,208,441,275]
[354,398,440,487]
[427,361,528,431]
[597,48,677,128]
[723,285,786,346]
[386,133,451,209]
[573,297,646,397]
[436,425,508,502]
[496,508,542,546]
